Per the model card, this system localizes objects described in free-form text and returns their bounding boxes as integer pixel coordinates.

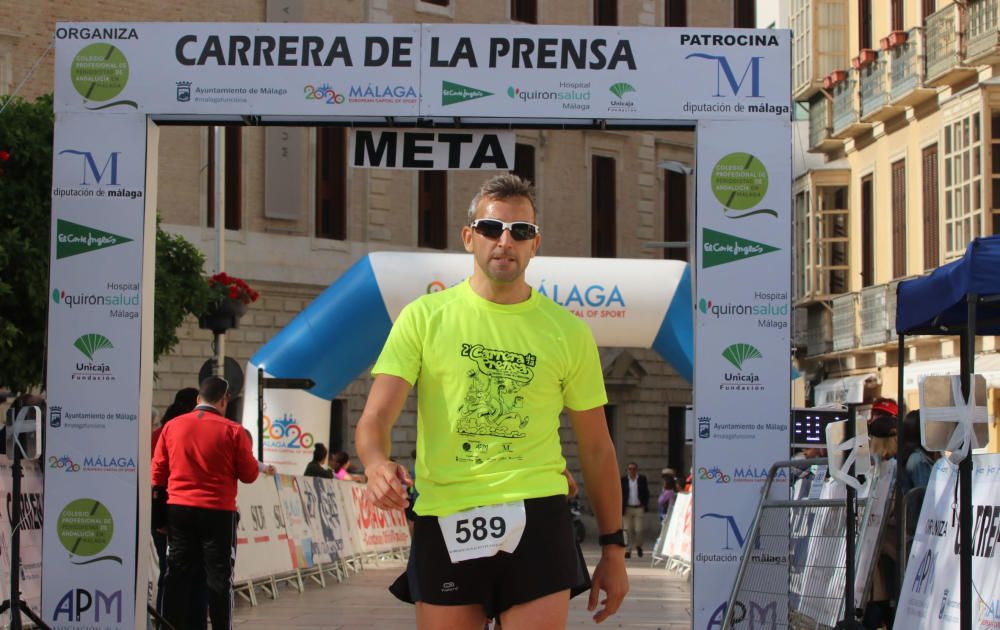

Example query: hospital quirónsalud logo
[710,152,776,219]
[721,343,762,371]
[57,498,122,566]
[70,43,136,110]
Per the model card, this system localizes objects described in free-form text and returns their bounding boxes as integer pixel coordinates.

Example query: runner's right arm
[355,374,413,511]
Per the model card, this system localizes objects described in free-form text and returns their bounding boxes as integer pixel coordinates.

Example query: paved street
[233,544,692,629]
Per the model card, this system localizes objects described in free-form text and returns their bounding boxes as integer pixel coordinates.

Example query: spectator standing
[620,462,650,558]
[305,443,334,478]
[657,468,677,521]
[151,377,262,630]
[329,450,362,481]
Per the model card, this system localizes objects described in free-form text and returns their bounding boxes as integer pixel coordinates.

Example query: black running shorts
[389,494,592,618]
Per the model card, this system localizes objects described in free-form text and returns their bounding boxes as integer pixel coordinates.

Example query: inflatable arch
[242,252,692,469]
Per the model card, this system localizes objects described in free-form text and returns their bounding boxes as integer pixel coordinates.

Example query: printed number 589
[455,516,507,543]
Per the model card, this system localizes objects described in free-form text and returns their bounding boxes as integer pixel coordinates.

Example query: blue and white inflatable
[243,252,692,472]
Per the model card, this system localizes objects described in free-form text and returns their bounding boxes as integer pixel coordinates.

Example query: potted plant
[859,48,877,65]
[880,36,892,52]
[889,30,908,47]
[831,69,847,84]
[198,272,260,334]
[823,74,835,89]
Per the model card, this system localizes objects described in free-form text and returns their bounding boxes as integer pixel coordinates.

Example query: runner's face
[462,196,539,284]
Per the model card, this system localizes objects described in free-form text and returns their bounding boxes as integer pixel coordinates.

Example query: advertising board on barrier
[235,476,294,582]
[0,462,44,618]
[692,121,791,628]
[895,455,1000,629]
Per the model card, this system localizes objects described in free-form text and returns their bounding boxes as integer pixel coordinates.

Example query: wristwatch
[598,529,627,547]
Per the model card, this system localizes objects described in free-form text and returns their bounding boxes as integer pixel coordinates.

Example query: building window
[423,0,449,5]
[207,126,242,230]
[819,187,849,295]
[861,174,874,287]
[511,0,537,23]
[858,0,873,50]
[794,188,811,301]
[591,156,616,258]
[922,0,936,22]
[664,171,687,262]
[594,0,617,25]
[512,143,536,186]
[419,171,448,249]
[891,0,904,31]
[923,144,940,270]
[316,127,347,240]
[665,0,687,26]
[891,159,907,278]
[667,406,687,476]
[734,0,755,27]
[944,113,983,260]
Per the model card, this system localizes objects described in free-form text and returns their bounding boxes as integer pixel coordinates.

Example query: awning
[902,353,1000,391]
[813,373,877,406]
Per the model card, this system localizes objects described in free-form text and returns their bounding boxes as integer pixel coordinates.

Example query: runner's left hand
[588,547,628,623]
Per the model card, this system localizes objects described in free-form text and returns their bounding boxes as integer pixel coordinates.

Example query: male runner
[356,174,628,629]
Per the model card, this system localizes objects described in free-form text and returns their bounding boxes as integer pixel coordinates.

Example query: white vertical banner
[894,455,1000,629]
[692,119,792,628]
[44,113,153,630]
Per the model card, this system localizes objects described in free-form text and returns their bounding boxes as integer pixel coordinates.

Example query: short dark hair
[467,174,537,222]
[313,443,328,463]
[330,450,350,471]
[199,376,229,405]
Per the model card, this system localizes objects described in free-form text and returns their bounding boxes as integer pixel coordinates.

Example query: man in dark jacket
[152,377,262,630]
[620,462,650,558]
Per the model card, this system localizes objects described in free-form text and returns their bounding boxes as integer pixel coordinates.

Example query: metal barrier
[722,457,895,629]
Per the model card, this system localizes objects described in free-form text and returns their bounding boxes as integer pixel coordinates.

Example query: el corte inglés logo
[56,219,132,259]
[442,80,493,105]
[701,228,778,268]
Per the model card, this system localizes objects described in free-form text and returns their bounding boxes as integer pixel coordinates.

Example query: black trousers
[161,505,237,630]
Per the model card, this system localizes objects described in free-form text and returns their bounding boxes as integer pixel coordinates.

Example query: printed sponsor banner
[42,476,138,630]
[895,455,1000,630]
[349,129,515,170]
[329,480,360,559]
[44,112,149,630]
[54,23,789,121]
[692,119,791,628]
[371,253,686,350]
[273,474,315,569]
[235,476,295,581]
[0,462,44,618]
[242,368,330,475]
[298,475,335,565]
[55,23,422,117]
[661,492,692,562]
[347,483,410,553]
[419,25,790,120]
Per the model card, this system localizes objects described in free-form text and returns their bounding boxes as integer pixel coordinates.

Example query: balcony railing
[832,292,858,352]
[859,54,900,121]
[805,305,834,357]
[808,96,841,152]
[889,27,936,107]
[860,284,890,346]
[967,0,1000,63]
[925,3,975,86]
[831,70,870,138]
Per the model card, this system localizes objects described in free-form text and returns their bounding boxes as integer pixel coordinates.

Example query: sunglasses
[470,219,539,241]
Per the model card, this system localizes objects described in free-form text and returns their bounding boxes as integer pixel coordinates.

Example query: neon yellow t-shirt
[372,279,608,517]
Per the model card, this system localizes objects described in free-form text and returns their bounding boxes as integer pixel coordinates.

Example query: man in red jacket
[151,376,261,630]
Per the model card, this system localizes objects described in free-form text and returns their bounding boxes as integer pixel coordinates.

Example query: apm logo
[684,54,763,98]
[58,149,120,186]
[911,549,936,594]
[52,588,122,623]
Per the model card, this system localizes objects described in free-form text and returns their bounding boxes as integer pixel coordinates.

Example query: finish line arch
[46,21,791,630]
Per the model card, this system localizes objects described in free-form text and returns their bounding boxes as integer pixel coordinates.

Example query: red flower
[207,271,259,305]
[0,150,9,162]
[228,286,239,299]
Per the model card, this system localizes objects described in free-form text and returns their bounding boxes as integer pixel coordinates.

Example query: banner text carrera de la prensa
[174,34,637,70]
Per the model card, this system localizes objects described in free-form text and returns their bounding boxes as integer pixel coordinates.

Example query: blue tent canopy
[896,235,1000,335]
